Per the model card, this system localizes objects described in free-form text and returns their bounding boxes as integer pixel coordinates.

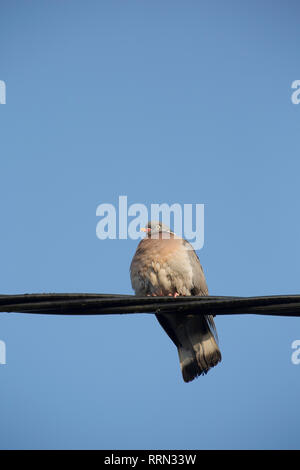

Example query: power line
[0,293,300,316]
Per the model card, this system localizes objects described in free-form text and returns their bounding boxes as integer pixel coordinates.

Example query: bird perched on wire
[130,221,221,382]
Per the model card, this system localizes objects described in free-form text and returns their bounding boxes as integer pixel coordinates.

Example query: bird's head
[141,221,172,236]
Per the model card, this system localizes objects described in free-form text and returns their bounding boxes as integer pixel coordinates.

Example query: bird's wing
[182,239,209,295]
[155,238,221,381]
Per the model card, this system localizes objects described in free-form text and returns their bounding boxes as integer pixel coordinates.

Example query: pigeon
[130,221,221,382]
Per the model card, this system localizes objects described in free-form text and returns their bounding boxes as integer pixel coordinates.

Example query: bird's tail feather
[155,312,221,383]
[179,314,221,382]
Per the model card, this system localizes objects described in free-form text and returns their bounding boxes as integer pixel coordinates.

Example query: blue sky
[0,0,300,449]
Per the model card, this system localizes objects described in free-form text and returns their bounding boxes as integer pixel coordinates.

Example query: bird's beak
[141,227,150,233]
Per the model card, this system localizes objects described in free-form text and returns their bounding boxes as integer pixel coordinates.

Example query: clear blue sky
[1,0,300,450]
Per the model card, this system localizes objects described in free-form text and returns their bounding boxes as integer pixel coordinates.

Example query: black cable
[0,293,300,316]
